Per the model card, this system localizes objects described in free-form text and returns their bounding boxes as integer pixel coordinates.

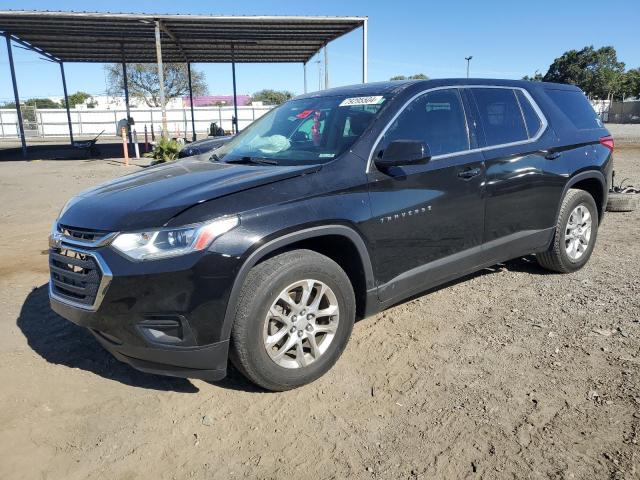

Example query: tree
[104,63,207,107]
[586,46,626,100]
[621,68,640,98]
[31,98,62,109]
[390,73,429,80]
[542,46,625,99]
[250,89,294,105]
[522,72,544,81]
[2,98,61,109]
[66,91,96,108]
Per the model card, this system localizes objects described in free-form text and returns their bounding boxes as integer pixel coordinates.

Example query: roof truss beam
[0,11,365,64]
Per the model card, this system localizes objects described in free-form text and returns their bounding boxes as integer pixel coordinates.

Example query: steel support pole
[324,45,329,90]
[187,62,196,141]
[154,21,167,137]
[231,44,239,134]
[303,62,307,94]
[121,61,132,143]
[5,34,26,156]
[362,19,368,83]
[59,61,74,145]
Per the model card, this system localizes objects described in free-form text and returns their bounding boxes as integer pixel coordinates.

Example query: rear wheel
[537,188,599,273]
[230,249,355,391]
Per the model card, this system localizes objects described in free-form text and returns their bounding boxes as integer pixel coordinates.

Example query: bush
[144,137,181,163]
[250,89,294,105]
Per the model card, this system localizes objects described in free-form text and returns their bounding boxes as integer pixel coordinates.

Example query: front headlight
[110,216,239,261]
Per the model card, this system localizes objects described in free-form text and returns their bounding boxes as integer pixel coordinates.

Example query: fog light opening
[137,315,196,346]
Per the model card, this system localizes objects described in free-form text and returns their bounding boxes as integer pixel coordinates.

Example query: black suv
[177,134,233,158]
[49,79,613,391]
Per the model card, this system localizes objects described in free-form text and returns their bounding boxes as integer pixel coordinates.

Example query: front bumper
[92,326,229,381]
[52,294,229,380]
[49,244,240,381]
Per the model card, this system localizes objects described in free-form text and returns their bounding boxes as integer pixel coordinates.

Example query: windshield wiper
[225,156,278,166]
[209,152,222,162]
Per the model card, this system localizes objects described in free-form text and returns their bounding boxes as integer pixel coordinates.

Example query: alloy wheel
[263,279,340,369]
[565,204,592,261]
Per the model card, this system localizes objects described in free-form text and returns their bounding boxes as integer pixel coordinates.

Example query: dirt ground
[0,143,639,479]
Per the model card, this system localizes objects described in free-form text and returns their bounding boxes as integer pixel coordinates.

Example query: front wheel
[537,188,599,273]
[230,249,355,391]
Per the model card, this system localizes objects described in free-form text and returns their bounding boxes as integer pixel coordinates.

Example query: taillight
[599,135,614,152]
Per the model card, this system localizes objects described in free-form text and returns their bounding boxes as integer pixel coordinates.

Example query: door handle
[544,151,562,160]
[457,167,481,179]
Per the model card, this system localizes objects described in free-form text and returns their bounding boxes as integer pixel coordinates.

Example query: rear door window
[545,89,603,130]
[515,90,543,138]
[472,88,528,146]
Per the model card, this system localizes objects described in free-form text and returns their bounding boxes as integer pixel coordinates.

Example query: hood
[178,136,233,158]
[59,156,319,231]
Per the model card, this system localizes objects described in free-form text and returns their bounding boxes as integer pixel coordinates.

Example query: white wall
[0,110,18,136]
[0,105,272,138]
[47,94,186,110]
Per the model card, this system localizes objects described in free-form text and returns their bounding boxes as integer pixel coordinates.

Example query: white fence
[0,105,273,138]
[0,98,627,139]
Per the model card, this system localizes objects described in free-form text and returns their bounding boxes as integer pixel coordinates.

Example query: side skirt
[374,228,554,311]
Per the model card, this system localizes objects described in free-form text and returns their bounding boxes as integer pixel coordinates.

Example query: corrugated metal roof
[0,10,366,63]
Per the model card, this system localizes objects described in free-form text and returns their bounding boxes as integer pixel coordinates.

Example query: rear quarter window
[545,89,603,130]
[515,90,543,138]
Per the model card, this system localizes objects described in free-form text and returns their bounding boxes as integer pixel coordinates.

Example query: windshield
[214,94,388,165]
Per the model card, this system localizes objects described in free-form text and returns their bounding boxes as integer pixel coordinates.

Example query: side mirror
[375,140,431,169]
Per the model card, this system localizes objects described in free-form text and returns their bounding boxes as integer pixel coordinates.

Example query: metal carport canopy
[0,10,368,155]
[0,10,366,64]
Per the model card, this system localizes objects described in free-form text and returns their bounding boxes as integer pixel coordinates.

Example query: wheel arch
[220,225,376,340]
[560,170,607,221]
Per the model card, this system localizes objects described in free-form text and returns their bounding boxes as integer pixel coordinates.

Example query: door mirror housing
[375,140,431,169]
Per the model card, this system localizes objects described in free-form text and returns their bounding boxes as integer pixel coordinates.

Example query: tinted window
[377,88,469,157]
[472,88,528,145]
[546,89,603,130]
[515,90,543,138]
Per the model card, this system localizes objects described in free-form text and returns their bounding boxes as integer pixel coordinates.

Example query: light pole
[315,56,323,90]
[465,56,473,78]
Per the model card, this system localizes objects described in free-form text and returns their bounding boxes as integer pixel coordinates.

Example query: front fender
[217,224,375,340]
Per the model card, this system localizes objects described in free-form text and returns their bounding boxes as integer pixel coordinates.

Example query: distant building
[182,95,252,107]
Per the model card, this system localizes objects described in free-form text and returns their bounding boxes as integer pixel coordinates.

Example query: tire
[606,192,638,212]
[230,249,355,391]
[537,188,599,273]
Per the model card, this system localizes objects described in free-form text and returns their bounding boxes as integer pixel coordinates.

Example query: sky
[0,0,639,103]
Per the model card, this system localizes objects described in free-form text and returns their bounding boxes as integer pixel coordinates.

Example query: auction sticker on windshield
[339,96,385,107]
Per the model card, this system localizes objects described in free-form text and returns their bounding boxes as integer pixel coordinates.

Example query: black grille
[58,224,109,242]
[49,248,102,306]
